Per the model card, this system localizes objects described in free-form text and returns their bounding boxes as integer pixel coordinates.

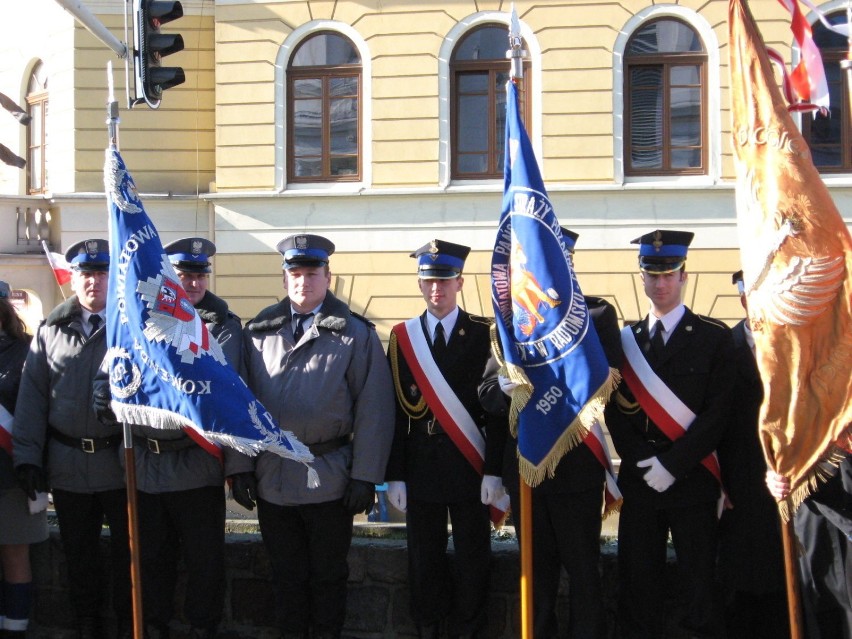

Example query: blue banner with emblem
[490,80,616,486]
[102,147,315,473]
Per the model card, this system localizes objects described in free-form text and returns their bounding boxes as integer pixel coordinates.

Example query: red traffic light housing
[133,0,185,108]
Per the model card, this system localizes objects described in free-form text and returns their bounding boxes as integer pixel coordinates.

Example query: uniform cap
[560,227,579,253]
[276,234,335,270]
[630,229,694,274]
[0,280,9,298]
[411,239,470,279]
[163,237,216,274]
[65,239,110,272]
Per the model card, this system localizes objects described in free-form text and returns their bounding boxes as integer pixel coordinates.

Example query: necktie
[433,322,447,360]
[89,314,102,336]
[651,319,665,358]
[293,313,312,342]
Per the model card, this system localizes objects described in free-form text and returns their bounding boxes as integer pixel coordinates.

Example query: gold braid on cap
[388,329,429,420]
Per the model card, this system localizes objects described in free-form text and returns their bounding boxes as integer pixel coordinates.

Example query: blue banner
[491,81,612,485]
[103,147,314,467]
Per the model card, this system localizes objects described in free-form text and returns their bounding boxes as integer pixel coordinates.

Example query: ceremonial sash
[0,403,13,456]
[394,318,510,524]
[620,326,727,510]
[582,419,623,517]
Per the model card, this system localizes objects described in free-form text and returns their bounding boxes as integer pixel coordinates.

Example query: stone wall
[26,529,689,639]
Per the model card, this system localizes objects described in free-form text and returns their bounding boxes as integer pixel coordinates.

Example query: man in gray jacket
[231,233,394,639]
[93,237,243,639]
[13,239,131,639]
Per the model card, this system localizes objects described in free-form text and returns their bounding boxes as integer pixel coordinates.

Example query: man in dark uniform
[94,237,243,638]
[385,239,506,639]
[604,230,734,639]
[14,239,132,639]
[478,228,621,639]
[235,234,394,639]
[716,270,788,638]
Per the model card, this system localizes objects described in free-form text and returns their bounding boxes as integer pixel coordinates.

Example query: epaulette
[349,310,375,329]
[696,315,731,331]
[468,314,494,326]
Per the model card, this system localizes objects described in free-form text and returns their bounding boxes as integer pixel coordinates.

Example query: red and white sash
[582,419,623,516]
[394,318,510,524]
[0,403,13,456]
[620,326,727,513]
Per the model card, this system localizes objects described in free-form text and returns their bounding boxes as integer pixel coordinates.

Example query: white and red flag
[41,240,71,286]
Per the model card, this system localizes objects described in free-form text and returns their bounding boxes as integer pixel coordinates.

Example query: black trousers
[617,498,722,639]
[257,497,353,637]
[406,497,491,636]
[509,485,605,639]
[137,485,225,630]
[52,488,131,625]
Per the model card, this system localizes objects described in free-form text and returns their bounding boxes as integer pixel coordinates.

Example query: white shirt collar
[425,306,460,342]
[649,304,686,338]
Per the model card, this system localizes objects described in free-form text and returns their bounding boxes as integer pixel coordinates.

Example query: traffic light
[133,0,185,108]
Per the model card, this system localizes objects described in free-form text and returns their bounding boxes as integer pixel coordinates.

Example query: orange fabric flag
[728,0,852,520]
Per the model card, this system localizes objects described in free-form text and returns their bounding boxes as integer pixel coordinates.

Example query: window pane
[292,98,322,156]
[670,65,700,85]
[670,148,701,169]
[293,78,321,99]
[669,87,701,146]
[454,26,512,61]
[458,154,488,174]
[631,66,662,89]
[459,73,488,92]
[331,156,357,176]
[330,76,357,97]
[627,20,703,55]
[292,33,359,67]
[330,98,357,154]
[29,147,42,190]
[294,158,321,177]
[458,94,488,152]
[809,110,842,167]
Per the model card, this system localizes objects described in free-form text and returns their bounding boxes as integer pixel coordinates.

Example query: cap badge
[191,240,202,255]
[85,240,99,256]
[429,240,439,254]
[295,235,308,249]
[652,230,663,253]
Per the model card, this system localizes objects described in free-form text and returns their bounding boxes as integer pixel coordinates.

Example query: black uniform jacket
[385,309,505,503]
[605,307,735,509]
[716,319,785,593]
[479,296,623,495]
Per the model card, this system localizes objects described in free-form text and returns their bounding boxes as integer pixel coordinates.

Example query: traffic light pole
[54,0,128,60]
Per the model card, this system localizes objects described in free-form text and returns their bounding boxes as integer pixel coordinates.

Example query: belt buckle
[81,438,96,453]
[147,438,161,454]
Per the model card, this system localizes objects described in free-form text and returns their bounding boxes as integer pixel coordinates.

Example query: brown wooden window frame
[450,25,530,181]
[26,63,48,195]
[287,32,362,184]
[801,12,850,173]
[624,19,708,177]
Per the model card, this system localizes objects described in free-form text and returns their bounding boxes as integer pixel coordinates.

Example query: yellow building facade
[1,0,851,337]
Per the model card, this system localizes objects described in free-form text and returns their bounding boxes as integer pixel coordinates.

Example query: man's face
[642,269,687,316]
[176,270,209,306]
[71,269,108,313]
[285,265,331,313]
[418,276,463,319]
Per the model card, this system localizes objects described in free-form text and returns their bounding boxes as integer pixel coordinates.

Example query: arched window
[450,25,529,180]
[26,62,48,194]
[802,12,848,171]
[624,19,707,176]
[287,32,361,182]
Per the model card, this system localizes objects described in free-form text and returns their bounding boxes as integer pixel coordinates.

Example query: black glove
[16,464,48,501]
[342,479,375,516]
[229,472,257,511]
[92,378,118,427]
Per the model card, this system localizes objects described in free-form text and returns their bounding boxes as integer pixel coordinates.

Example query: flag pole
[779,508,804,639]
[106,61,145,639]
[506,9,534,639]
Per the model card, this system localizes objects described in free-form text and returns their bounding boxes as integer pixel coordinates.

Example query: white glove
[765,470,791,501]
[387,481,407,513]
[480,475,506,506]
[498,375,519,396]
[637,457,676,493]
